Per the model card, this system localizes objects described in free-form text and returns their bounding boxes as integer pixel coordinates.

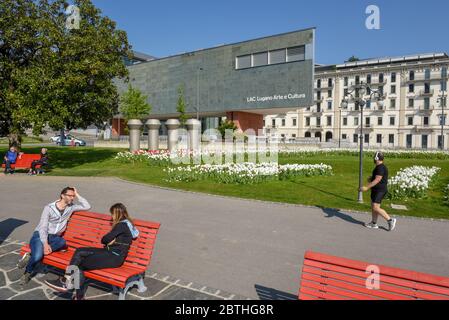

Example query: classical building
[264,53,449,149]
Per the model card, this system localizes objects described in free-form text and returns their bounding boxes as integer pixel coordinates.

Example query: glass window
[442,66,448,79]
[269,49,286,65]
[424,98,430,109]
[292,118,297,126]
[442,81,447,91]
[327,116,332,126]
[328,78,333,87]
[391,85,396,94]
[272,119,276,127]
[365,117,370,126]
[306,117,310,126]
[424,116,429,126]
[422,135,428,149]
[379,73,384,83]
[328,90,332,98]
[344,77,348,86]
[425,69,431,80]
[390,117,395,126]
[390,99,396,109]
[391,72,397,83]
[408,116,413,126]
[343,117,348,126]
[354,117,359,126]
[342,134,347,140]
[364,134,370,143]
[355,76,360,85]
[236,55,251,69]
[252,52,268,67]
[317,79,321,88]
[377,134,382,144]
[378,117,383,126]
[286,46,305,62]
[327,101,332,110]
[410,71,415,81]
[316,117,321,126]
[389,134,394,144]
[367,74,372,84]
[281,119,286,127]
[408,99,414,108]
[409,84,414,93]
[424,83,431,93]
[353,134,358,143]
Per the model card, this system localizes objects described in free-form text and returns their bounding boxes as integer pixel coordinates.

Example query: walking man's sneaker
[388,218,397,231]
[17,252,31,269]
[44,277,70,293]
[365,221,379,229]
[19,272,32,286]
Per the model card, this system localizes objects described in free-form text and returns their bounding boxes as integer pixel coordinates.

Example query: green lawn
[0,136,44,145]
[3,146,449,220]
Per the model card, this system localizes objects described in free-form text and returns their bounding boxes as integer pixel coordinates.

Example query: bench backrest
[299,251,449,300]
[64,211,160,273]
[15,154,41,168]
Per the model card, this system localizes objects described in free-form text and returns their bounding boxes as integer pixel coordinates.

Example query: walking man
[360,151,397,231]
[17,187,91,285]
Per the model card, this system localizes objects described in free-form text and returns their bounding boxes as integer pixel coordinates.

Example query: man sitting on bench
[28,148,49,175]
[3,146,22,174]
[17,187,91,285]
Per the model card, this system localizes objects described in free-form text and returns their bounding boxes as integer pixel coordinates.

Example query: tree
[119,85,151,120]
[347,56,360,62]
[176,85,189,126]
[217,119,237,138]
[0,0,132,147]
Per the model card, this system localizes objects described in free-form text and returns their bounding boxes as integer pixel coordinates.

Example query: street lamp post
[341,81,384,203]
[196,67,203,120]
[438,90,447,150]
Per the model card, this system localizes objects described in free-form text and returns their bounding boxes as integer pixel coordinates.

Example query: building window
[378,117,383,126]
[342,134,347,140]
[269,49,286,65]
[286,46,305,62]
[377,134,382,144]
[328,78,333,87]
[391,85,396,94]
[272,119,276,127]
[316,117,321,126]
[379,86,384,96]
[406,134,413,148]
[424,98,430,109]
[327,101,332,110]
[344,88,349,97]
[236,55,251,69]
[281,119,286,127]
[292,134,296,138]
[442,80,447,92]
[424,116,429,126]
[366,100,371,109]
[353,134,358,143]
[317,91,321,100]
[367,74,372,84]
[424,83,431,94]
[390,116,395,126]
[344,77,348,87]
[409,70,415,81]
[354,117,359,126]
[327,116,332,126]
[409,84,414,93]
[390,99,396,109]
[364,134,370,144]
[379,73,384,83]
[292,118,297,127]
[366,87,371,95]
[328,90,332,98]
[306,117,310,126]
[317,103,321,112]
[442,66,448,79]
[391,72,397,83]
[317,79,321,88]
[408,99,414,108]
[424,69,431,80]
[439,115,447,126]
[343,117,348,126]
[389,134,394,144]
[407,116,413,126]
[253,52,268,67]
[355,75,360,85]
[263,120,265,127]
[365,117,370,126]
[422,135,428,149]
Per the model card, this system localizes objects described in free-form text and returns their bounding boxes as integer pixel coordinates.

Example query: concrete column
[146,119,161,151]
[128,119,143,152]
[186,119,201,152]
[166,119,180,152]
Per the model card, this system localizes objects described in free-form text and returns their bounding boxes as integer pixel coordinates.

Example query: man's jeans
[25,231,66,274]
[3,160,15,173]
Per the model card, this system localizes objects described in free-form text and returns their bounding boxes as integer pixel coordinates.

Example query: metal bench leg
[116,274,147,300]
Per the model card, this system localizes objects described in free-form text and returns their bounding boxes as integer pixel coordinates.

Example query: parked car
[54,135,86,146]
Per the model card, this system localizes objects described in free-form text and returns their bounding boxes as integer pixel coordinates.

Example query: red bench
[2,154,41,170]
[298,251,449,300]
[20,211,161,300]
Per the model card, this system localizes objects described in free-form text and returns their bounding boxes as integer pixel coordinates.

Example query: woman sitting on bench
[28,148,49,175]
[44,203,139,300]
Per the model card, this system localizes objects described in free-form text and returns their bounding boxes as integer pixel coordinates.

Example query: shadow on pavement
[0,218,28,245]
[254,284,297,300]
[320,207,366,226]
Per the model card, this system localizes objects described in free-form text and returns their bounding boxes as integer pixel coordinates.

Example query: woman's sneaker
[17,252,31,269]
[388,218,397,231]
[44,277,70,293]
[365,222,379,229]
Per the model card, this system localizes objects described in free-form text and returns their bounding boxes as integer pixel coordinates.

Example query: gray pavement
[0,175,448,300]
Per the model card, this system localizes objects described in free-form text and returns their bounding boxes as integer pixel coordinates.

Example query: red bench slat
[2,154,41,170]
[298,251,449,300]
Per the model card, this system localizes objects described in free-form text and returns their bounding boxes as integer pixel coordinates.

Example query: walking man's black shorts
[371,190,387,204]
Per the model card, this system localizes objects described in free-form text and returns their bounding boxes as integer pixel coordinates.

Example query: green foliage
[0,0,131,147]
[176,85,189,126]
[119,85,151,120]
[217,120,237,138]
[347,56,360,62]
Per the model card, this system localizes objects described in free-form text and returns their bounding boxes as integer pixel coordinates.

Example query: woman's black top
[101,222,133,257]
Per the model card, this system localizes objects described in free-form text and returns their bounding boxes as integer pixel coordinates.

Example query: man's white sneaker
[388,218,397,231]
[365,222,379,229]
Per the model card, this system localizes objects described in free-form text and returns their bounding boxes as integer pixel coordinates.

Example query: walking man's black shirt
[371,164,388,192]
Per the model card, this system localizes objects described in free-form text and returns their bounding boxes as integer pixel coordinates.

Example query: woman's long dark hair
[110,203,134,227]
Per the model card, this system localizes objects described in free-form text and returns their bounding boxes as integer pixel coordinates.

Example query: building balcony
[367,79,387,86]
[404,74,444,84]
[413,125,434,133]
[418,89,435,97]
[306,125,323,131]
[417,105,435,114]
[370,106,386,113]
[357,124,374,132]
[315,83,335,90]
[314,97,324,103]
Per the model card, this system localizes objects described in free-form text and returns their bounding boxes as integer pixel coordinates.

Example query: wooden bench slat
[301,279,381,300]
[299,285,352,300]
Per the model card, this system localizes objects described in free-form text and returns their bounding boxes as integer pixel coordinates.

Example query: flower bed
[165,163,333,184]
[387,166,441,200]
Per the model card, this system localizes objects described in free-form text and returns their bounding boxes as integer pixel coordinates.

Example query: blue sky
[92,0,449,65]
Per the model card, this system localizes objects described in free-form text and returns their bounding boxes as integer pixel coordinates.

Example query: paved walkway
[0,175,448,300]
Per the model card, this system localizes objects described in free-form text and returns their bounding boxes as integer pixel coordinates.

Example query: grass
[2,146,449,220]
[0,136,44,145]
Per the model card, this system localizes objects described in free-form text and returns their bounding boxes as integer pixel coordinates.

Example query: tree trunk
[8,133,22,149]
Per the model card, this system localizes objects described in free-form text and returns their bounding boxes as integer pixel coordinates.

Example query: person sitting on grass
[28,148,49,175]
[44,203,139,300]
[3,146,23,174]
